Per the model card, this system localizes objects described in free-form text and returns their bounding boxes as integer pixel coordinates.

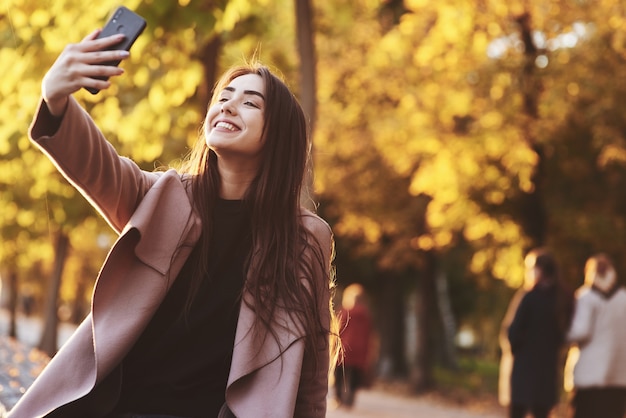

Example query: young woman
[503,248,574,418]
[9,29,337,418]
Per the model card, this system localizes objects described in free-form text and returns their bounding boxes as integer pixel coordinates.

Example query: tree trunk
[70,262,90,324]
[435,269,458,369]
[294,0,317,133]
[198,36,222,108]
[295,0,317,209]
[412,251,436,391]
[515,12,546,248]
[38,232,69,356]
[375,272,406,379]
[7,269,18,338]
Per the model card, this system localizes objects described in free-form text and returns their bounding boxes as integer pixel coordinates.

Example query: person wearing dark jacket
[505,248,574,418]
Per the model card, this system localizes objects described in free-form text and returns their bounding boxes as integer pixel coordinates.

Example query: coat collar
[123,170,200,275]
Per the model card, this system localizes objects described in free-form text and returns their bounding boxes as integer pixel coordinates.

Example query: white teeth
[216,121,238,131]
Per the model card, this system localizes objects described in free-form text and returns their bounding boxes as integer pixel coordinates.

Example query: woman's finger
[89,33,126,51]
[79,75,112,92]
[75,31,125,54]
[78,48,129,66]
[77,62,125,79]
[81,29,102,42]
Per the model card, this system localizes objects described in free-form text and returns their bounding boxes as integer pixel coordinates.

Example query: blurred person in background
[565,253,626,418]
[501,248,574,418]
[334,283,373,409]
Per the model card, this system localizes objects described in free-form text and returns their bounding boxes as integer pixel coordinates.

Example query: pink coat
[8,98,333,418]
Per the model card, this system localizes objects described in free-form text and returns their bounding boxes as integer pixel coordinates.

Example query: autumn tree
[313,0,626,391]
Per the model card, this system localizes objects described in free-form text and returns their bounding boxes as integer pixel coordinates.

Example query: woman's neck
[217,160,258,199]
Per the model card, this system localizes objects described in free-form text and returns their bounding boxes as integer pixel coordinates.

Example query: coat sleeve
[28,97,160,233]
[567,290,596,345]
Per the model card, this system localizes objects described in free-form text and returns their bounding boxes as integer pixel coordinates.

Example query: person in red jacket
[334,283,373,408]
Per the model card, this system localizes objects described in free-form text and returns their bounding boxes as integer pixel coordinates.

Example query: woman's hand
[42,29,130,116]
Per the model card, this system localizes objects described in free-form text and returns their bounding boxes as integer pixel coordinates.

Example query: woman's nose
[221,100,235,114]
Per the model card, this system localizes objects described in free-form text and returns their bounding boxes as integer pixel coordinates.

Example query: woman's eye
[218,97,228,103]
[245,101,259,108]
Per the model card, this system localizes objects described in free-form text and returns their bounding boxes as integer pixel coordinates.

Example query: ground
[0,331,508,417]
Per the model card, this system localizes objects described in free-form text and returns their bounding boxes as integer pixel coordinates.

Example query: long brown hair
[526,248,574,335]
[180,63,338,373]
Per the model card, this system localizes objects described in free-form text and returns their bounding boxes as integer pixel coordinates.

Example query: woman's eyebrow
[224,86,265,101]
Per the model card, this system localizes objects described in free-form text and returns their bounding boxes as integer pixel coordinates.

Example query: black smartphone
[85,6,146,94]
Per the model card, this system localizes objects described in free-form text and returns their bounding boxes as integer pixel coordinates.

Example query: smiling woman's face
[204,73,266,166]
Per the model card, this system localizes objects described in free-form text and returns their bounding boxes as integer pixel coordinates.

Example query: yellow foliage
[148,84,169,113]
[335,213,382,244]
[567,82,580,96]
[162,64,203,105]
[215,0,249,32]
[424,203,447,230]
[437,4,472,44]
[480,111,503,129]
[490,85,504,101]
[1,202,18,223]
[470,245,527,287]
[434,230,453,247]
[470,249,488,273]
[458,151,481,178]
[410,152,460,204]
[464,214,493,241]
[92,97,122,133]
[492,246,527,287]
[472,31,489,56]
[0,131,11,156]
[608,14,624,30]
[413,44,435,67]
[487,22,501,37]
[557,50,571,64]
[16,210,35,228]
[132,67,150,88]
[377,32,408,65]
[29,9,51,28]
[405,0,429,9]
[485,190,506,205]
[411,235,434,251]
[465,217,525,258]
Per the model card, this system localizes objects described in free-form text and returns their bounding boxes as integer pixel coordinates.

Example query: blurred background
[1,0,625,414]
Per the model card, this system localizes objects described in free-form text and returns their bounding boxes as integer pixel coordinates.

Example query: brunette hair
[180,63,337,373]
[529,248,559,285]
[526,247,574,335]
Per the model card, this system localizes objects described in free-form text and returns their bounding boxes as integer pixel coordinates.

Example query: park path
[326,389,504,418]
[0,310,507,416]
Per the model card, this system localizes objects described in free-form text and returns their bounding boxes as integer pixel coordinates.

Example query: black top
[114,199,251,417]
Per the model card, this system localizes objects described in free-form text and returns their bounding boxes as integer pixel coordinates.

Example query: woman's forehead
[225,73,265,94]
